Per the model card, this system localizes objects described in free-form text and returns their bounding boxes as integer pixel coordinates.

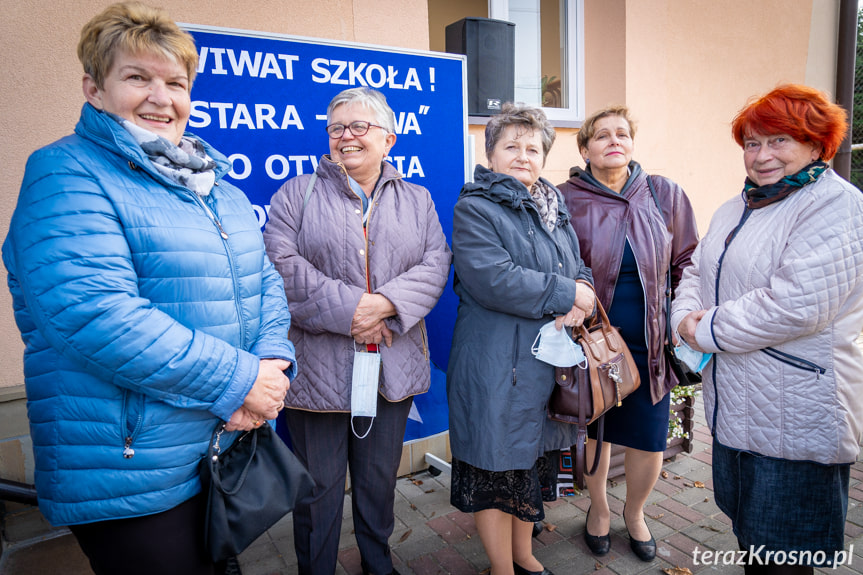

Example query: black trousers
[70,494,220,575]
[286,396,412,575]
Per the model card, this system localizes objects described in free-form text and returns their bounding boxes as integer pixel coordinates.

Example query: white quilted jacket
[671,170,863,464]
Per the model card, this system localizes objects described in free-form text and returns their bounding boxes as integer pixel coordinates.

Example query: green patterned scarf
[743,161,827,209]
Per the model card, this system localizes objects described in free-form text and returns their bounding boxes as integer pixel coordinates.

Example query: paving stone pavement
[3,391,863,574]
[237,392,863,575]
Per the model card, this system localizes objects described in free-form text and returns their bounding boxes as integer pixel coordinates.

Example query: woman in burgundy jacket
[558,105,698,562]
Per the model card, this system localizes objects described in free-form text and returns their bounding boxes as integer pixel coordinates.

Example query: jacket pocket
[760,347,826,377]
[419,318,429,361]
[120,390,145,459]
[511,324,520,386]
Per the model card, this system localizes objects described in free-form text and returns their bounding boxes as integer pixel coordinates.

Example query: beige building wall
[603,0,827,228]
[0,0,844,480]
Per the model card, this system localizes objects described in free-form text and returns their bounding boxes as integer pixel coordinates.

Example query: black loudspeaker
[445,17,515,116]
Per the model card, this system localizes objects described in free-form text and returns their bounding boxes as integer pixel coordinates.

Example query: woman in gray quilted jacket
[264,87,451,575]
[672,84,863,575]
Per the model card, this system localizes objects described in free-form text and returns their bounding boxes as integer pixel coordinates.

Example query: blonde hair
[577,105,637,152]
[77,2,198,90]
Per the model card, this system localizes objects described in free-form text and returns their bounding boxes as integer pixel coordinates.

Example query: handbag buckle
[608,363,623,406]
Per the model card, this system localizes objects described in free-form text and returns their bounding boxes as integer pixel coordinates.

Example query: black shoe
[216,556,243,575]
[583,505,610,556]
[361,565,400,575]
[513,562,555,575]
[624,506,656,562]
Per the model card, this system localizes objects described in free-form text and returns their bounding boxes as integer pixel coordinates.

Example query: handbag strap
[207,422,260,497]
[574,370,604,489]
[297,172,319,232]
[576,298,621,359]
[646,176,675,347]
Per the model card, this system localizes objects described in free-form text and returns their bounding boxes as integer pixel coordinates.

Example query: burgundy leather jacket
[558,162,699,403]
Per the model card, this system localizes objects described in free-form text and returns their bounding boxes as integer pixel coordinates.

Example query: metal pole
[834,0,857,180]
[0,478,38,505]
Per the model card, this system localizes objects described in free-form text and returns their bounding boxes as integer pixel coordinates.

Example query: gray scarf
[529,180,559,231]
[110,114,217,196]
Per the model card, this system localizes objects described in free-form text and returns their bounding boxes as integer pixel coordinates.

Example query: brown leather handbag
[548,298,640,489]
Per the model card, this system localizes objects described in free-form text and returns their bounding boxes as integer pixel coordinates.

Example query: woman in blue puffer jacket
[2,3,295,574]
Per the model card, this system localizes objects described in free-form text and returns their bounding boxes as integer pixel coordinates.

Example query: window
[489,0,583,123]
[429,0,584,124]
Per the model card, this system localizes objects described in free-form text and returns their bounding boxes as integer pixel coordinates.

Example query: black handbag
[646,176,701,387]
[199,421,315,562]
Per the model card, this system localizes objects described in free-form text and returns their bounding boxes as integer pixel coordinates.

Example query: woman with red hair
[671,84,863,574]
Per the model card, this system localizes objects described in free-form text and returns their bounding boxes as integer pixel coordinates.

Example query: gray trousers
[286,395,412,575]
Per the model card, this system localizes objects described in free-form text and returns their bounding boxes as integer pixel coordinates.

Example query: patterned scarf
[529,180,559,231]
[110,113,217,196]
[743,161,827,209]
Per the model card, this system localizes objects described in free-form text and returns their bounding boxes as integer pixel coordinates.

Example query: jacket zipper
[521,202,542,264]
[190,192,246,350]
[511,324,520,385]
[761,347,826,377]
[630,222,659,369]
[339,163,380,352]
[120,390,144,459]
[711,204,753,431]
[363,188,374,294]
[192,192,229,240]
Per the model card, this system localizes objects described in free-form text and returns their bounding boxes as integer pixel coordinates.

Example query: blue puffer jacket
[2,103,296,527]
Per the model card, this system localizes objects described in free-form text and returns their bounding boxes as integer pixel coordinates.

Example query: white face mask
[531,321,588,368]
[351,348,380,439]
[673,338,712,373]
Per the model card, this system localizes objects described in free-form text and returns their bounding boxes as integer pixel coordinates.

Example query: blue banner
[185,26,467,441]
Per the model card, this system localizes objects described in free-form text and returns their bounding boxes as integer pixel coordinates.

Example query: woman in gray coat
[264,87,451,575]
[448,103,595,575]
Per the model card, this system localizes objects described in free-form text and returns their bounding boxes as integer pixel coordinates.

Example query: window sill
[468,116,582,129]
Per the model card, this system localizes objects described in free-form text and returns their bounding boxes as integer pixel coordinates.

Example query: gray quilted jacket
[671,170,863,465]
[263,156,451,412]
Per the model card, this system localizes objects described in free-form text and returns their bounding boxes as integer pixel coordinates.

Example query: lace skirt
[450,451,559,522]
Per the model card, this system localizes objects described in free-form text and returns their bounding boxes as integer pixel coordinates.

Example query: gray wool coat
[264,156,451,412]
[448,165,593,472]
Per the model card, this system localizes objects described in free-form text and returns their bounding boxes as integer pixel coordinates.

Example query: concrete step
[0,503,92,575]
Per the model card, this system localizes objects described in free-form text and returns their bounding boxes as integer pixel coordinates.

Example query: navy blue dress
[587,240,670,452]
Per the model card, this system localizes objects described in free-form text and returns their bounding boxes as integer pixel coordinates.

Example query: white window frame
[489,0,584,125]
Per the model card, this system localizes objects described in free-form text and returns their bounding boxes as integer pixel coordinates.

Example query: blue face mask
[673,338,712,373]
[532,321,588,368]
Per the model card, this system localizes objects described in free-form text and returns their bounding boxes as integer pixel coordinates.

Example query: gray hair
[326,87,396,133]
[485,102,556,163]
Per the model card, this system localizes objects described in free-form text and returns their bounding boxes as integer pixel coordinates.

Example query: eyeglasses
[326,121,387,139]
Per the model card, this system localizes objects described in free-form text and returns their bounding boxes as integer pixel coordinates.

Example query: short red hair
[731,84,848,161]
